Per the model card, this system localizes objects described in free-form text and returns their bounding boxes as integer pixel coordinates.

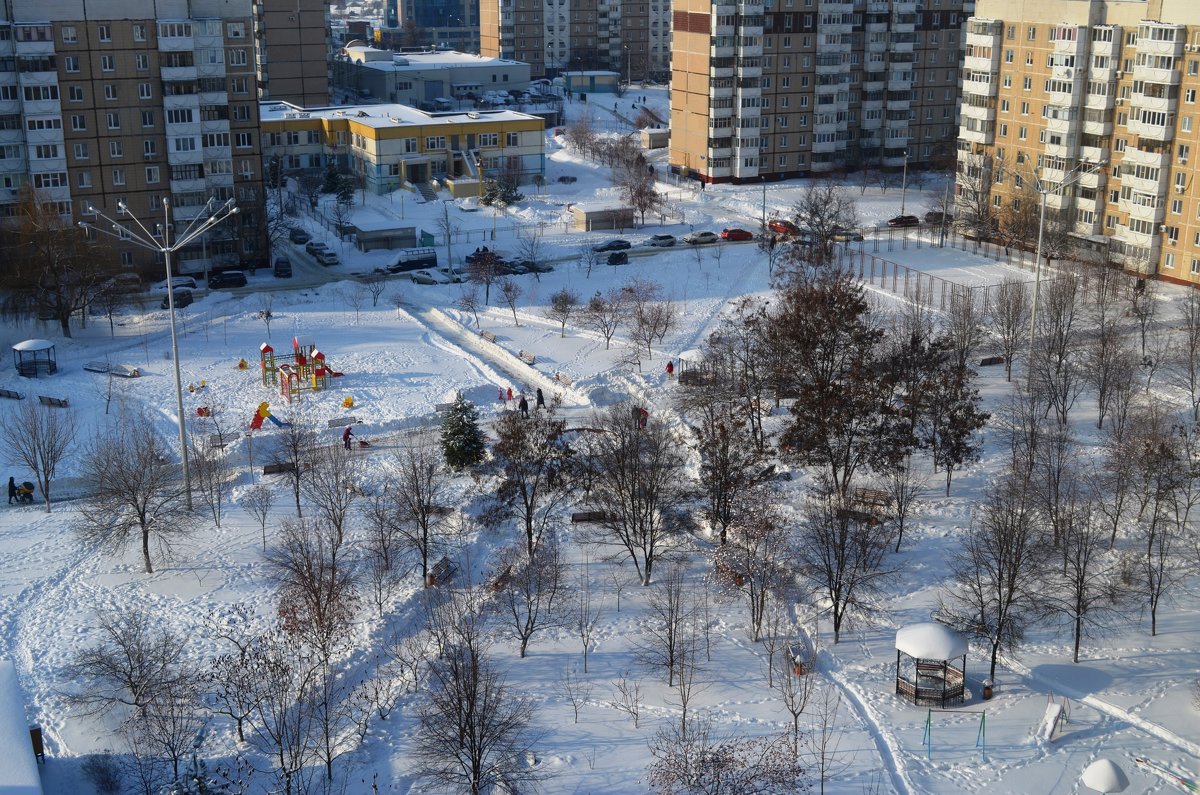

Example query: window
[506,132,520,146]
[101,54,115,72]
[999,123,1008,137]
[1027,25,1037,41]
[230,77,247,94]
[64,56,79,73]
[68,85,83,102]
[109,141,123,158]
[1023,76,1032,91]
[133,24,146,42]
[1018,126,1027,140]
[1179,144,1190,163]
[167,109,194,125]
[1188,89,1197,104]
[97,24,110,42]
[1165,253,1175,269]
[144,140,157,157]
[106,112,120,130]
[142,110,155,128]
[424,136,446,150]
[1172,199,1183,214]
[1185,117,1194,133]
[76,171,91,188]
[226,22,245,38]
[73,143,88,159]
[145,166,159,183]
[479,133,498,147]
[1000,99,1009,113]
[1193,259,1200,275]
[173,137,197,152]
[104,84,118,101]
[61,25,76,43]
[136,54,149,71]
[71,115,85,131]
[235,132,252,149]
[228,49,247,67]
[111,168,125,186]
[232,106,251,121]
[1020,101,1029,115]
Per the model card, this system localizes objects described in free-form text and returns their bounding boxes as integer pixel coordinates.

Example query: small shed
[12,340,57,378]
[571,202,635,232]
[641,127,670,149]
[895,622,967,708]
[564,70,620,95]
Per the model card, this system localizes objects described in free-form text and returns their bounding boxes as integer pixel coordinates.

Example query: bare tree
[577,242,601,279]
[1128,277,1157,357]
[515,226,545,271]
[257,293,275,338]
[647,714,804,795]
[586,404,688,585]
[389,431,451,583]
[580,288,627,349]
[712,496,794,642]
[939,472,1049,679]
[127,675,208,784]
[209,638,268,744]
[241,484,277,552]
[773,639,816,756]
[547,288,581,337]
[455,284,484,327]
[791,180,858,260]
[805,682,851,795]
[795,490,896,643]
[340,283,368,324]
[361,491,407,616]
[1030,273,1083,425]
[577,565,602,672]
[497,277,523,325]
[188,444,229,530]
[466,250,504,304]
[608,671,642,728]
[0,399,76,513]
[363,273,388,307]
[988,278,1030,382]
[264,517,357,658]
[1172,288,1200,420]
[248,629,322,795]
[303,441,361,543]
[635,566,692,686]
[694,404,768,545]
[497,541,570,657]
[270,421,317,518]
[556,668,592,724]
[943,287,983,372]
[76,418,198,573]
[492,403,573,557]
[1087,281,1131,429]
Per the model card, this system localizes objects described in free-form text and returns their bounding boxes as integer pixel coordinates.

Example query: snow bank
[0,660,42,795]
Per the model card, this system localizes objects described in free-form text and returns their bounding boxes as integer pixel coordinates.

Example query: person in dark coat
[518,395,529,417]
[342,425,354,450]
[7,476,15,505]
[536,388,545,409]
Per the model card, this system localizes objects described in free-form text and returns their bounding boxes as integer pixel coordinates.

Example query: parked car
[831,227,864,242]
[887,214,921,228]
[305,241,329,257]
[767,219,800,236]
[288,228,311,244]
[410,270,449,285]
[683,231,719,245]
[154,276,198,292]
[387,247,438,273]
[593,239,632,252]
[208,270,248,289]
[925,210,955,225]
[607,251,629,266]
[644,234,677,247]
[720,228,753,241]
[161,288,193,310]
[436,265,466,283]
[274,258,293,278]
[315,251,339,266]
[502,261,532,275]
[466,246,503,265]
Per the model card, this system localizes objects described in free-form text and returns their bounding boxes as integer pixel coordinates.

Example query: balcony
[172,203,207,223]
[13,39,54,56]
[960,103,995,122]
[1136,32,1184,58]
[1131,89,1178,113]
[958,124,994,145]
[738,43,763,57]
[166,148,204,166]
[812,138,843,154]
[1121,195,1164,222]
[1084,91,1114,111]
[962,77,995,97]
[170,177,207,193]
[1128,114,1175,142]
[712,44,735,59]
[1079,146,1110,167]
[157,35,196,52]
[1133,64,1181,86]
[711,104,734,118]
[963,54,997,73]
[737,63,762,79]
[1090,31,1119,57]
[1044,191,1071,211]
[711,63,734,78]
[161,65,199,82]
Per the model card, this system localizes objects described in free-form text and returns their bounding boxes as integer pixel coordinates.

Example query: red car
[721,228,754,241]
[767,219,800,236]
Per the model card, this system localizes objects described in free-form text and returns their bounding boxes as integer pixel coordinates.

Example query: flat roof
[344,46,525,72]
[259,101,542,129]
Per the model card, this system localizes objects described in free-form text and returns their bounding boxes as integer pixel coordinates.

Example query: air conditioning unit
[1159,224,1167,232]
[1177,184,1187,192]
[1115,70,1123,77]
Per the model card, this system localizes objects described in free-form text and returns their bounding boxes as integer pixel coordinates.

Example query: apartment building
[252,0,331,106]
[959,0,1200,284]
[331,45,531,105]
[0,0,267,276]
[481,0,667,81]
[670,0,969,184]
[260,101,545,193]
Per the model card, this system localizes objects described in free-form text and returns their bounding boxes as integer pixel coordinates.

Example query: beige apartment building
[253,0,330,106]
[0,0,267,275]
[670,0,971,184]
[481,0,665,81]
[959,0,1200,284]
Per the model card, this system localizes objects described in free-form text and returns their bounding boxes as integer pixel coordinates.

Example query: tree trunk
[1073,616,1081,664]
[58,313,72,339]
[989,640,1000,681]
[142,528,153,573]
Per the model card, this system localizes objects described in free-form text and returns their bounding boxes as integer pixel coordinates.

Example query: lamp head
[116,201,127,214]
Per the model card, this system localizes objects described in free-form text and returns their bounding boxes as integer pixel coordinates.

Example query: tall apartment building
[958,0,1200,284]
[481,0,667,81]
[0,0,267,275]
[670,0,969,184]
[253,0,330,105]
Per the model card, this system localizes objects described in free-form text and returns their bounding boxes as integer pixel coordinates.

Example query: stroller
[16,481,34,504]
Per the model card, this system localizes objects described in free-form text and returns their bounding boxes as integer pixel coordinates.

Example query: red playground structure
[258,337,344,403]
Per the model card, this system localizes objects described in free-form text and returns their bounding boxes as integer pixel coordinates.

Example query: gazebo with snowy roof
[895,622,967,708]
[11,339,56,378]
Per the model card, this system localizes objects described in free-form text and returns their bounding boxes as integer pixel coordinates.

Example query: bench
[434,402,455,413]
[327,416,361,429]
[263,462,296,475]
[518,350,536,365]
[0,389,24,400]
[83,362,141,377]
[555,372,573,386]
[979,355,1006,367]
[480,330,498,343]
[571,510,613,524]
[426,555,456,588]
[678,370,709,386]
[853,487,891,508]
[207,432,243,449]
[37,396,69,408]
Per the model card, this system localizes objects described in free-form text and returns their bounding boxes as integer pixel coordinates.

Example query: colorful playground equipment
[249,402,290,430]
[258,337,344,403]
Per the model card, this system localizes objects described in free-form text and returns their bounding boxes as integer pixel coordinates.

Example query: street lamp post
[1025,160,1104,384]
[79,197,240,509]
[900,150,910,216]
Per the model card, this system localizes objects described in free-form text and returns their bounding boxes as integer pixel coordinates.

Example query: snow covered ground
[1,86,1199,794]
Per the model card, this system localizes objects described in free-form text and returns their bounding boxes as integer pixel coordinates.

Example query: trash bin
[982,679,994,700]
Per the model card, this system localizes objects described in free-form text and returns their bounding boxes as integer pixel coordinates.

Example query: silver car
[644,234,677,247]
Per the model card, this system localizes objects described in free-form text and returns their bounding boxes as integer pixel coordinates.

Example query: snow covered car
[410,270,450,285]
[593,239,632,252]
[683,231,719,245]
[644,234,677,247]
[153,276,198,292]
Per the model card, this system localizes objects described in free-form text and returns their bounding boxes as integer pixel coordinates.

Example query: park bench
[518,350,536,365]
[426,555,456,588]
[555,372,573,386]
[979,355,1006,367]
[853,487,891,508]
[434,402,455,413]
[837,506,882,527]
[0,389,24,400]
[207,432,243,450]
[571,510,612,524]
[83,362,141,377]
[263,462,296,475]
[37,396,68,408]
[327,416,361,429]
[480,330,498,343]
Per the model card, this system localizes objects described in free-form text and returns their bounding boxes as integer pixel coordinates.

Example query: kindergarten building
[259,101,546,195]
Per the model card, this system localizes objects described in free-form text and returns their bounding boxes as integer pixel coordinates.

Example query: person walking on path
[342,425,354,450]
[518,395,529,417]
[498,386,506,403]
[7,476,15,505]
[666,360,674,378]
[536,388,545,409]
[507,386,514,402]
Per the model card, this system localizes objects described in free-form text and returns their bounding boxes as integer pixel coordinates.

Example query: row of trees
[563,119,666,224]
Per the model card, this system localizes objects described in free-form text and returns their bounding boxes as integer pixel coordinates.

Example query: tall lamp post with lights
[79,197,240,509]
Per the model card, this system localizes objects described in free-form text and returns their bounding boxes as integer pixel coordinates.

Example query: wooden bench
[979,355,1006,367]
[327,416,361,428]
[37,395,68,408]
[434,402,455,413]
[571,510,612,523]
[0,388,24,400]
[426,555,456,588]
[853,487,891,508]
[517,350,536,365]
[263,462,296,475]
[207,432,243,449]
[555,372,573,386]
[480,330,498,343]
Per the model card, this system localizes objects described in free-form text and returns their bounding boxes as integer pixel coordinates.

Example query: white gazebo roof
[896,623,968,660]
[11,339,53,352]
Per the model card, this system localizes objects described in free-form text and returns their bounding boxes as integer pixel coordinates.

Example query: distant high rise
[252,0,330,105]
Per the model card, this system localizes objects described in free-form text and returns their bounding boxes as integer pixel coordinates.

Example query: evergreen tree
[441,392,486,469]
[320,161,340,193]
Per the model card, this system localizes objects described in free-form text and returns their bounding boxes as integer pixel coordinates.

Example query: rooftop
[341,45,525,72]
[259,101,542,129]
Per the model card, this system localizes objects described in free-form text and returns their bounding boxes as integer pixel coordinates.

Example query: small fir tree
[320,161,340,193]
[441,392,486,469]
